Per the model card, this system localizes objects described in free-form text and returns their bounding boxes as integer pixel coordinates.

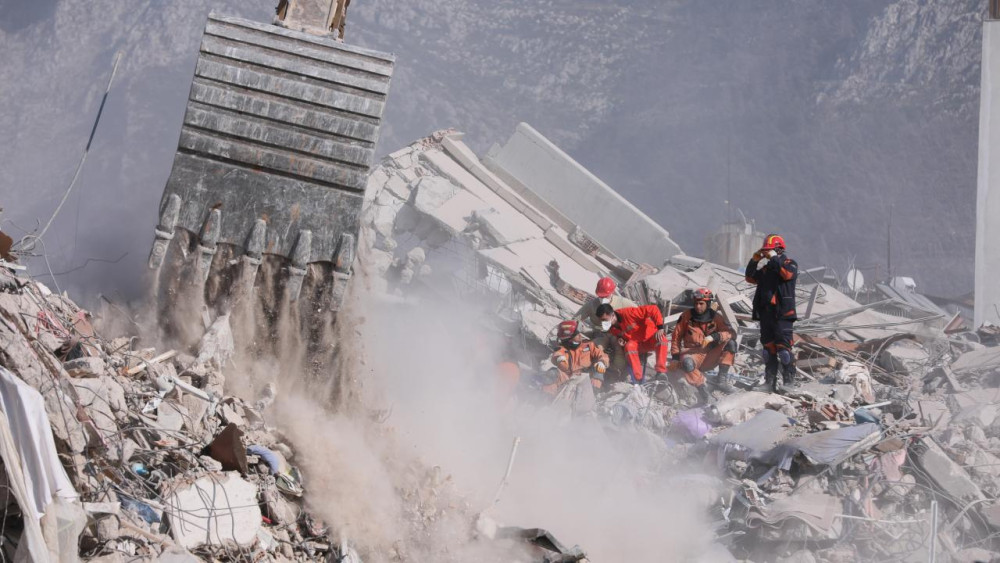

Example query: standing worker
[544,320,609,394]
[671,287,737,401]
[595,303,669,385]
[745,234,799,393]
[574,277,636,383]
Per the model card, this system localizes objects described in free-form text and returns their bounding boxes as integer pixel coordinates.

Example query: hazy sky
[0,0,983,302]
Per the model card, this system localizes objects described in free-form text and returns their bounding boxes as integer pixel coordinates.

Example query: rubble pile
[358,127,1000,561]
[0,266,351,562]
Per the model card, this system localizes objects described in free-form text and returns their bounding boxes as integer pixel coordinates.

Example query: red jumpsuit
[609,305,668,383]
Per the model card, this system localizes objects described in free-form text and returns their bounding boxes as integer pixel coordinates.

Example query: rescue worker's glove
[756,258,769,271]
[555,355,569,371]
[765,249,777,259]
[703,334,715,347]
[595,362,607,374]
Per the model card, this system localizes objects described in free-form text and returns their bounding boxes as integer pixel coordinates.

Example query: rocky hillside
[0,0,984,298]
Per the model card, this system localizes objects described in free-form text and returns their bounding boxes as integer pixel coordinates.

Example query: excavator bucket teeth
[149,13,394,319]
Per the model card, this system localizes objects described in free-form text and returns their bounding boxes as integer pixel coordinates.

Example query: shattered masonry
[360,124,1000,562]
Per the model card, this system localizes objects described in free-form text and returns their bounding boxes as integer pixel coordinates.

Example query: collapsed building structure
[359,123,1000,562]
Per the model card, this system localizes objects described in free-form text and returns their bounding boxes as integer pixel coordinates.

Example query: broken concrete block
[411,176,459,215]
[951,346,1000,374]
[73,376,128,434]
[954,548,999,563]
[877,339,930,378]
[911,398,951,431]
[195,314,234,369]
[155,545,203,563]
[162,472,261,550]
[156,401,188,433]
[220,403,246,428]
[912,437,984,504]
[263,483,300,525]
[64,356,106,378]
[180,393,210,435]
[952,404,999,429]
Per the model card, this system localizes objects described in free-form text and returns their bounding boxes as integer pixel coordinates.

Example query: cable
[18,51,122,254]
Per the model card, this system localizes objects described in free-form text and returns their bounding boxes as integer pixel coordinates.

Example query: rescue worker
[670,287,737,403]
[745,234,799,393]
[574,277,636,383]
[544,320,609,394]
[595,303,668,384]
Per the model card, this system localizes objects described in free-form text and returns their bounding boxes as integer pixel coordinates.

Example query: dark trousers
[760,316,795,380]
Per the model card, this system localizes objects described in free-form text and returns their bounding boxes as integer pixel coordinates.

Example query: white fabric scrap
[0,366,78,517]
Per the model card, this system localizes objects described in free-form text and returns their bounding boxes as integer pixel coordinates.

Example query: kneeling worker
[595,303,668,384]
[671,287,738,401]
[574,277,636,382]
[545,320,609,394]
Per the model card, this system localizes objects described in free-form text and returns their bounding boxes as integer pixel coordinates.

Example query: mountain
[0,0,984,298]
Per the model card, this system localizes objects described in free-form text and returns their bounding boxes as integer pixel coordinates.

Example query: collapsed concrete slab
[162,472,261,550]
[482,123,682,265]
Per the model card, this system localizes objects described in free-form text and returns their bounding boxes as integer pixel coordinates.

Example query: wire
[18,51,122,254]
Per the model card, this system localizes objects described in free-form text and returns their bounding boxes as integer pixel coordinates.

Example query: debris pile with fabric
[0,264,357,562]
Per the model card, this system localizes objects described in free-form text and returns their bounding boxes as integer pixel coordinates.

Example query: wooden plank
[125,350,178,376]
[189,81,379,143]
[200,34,390,95]
[184,104,373,167]
[204,17,391,78]
[797,356,837,370]
[178,130,368,191]
[194,57,385,119]
[209,13,396,67]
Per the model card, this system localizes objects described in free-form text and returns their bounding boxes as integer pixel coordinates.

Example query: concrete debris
[0,267,348,562]
[357,125,1000,562]
[162,472,260,549]
[4,116,997,561]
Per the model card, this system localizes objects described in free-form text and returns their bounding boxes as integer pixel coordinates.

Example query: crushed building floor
[0,123,998,561]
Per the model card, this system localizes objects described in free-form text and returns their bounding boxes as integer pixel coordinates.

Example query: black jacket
[745,252,799,321]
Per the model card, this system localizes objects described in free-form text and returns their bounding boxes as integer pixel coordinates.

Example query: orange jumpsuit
[609,305,667,383]
[545,339,609,394]
[670,309,735,386]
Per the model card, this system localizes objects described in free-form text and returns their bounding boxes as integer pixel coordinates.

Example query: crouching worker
[595,303,668,384]
[544,320,609,394]
[671,287,737,404]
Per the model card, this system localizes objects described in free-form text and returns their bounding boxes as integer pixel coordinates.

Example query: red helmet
[557,320,579,340]
[693,287,714,302]
[761,234,786,251]
[595,277,616,298]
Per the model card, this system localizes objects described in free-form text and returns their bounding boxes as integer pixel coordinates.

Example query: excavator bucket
[148,6,394,328]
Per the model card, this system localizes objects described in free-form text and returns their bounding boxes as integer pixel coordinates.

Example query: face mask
[600,297,611,305]
[564,339,581,350]
[600,319,613,332]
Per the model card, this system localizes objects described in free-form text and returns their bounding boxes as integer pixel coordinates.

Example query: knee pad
[761,348,771,364]
[777,348,793,366]
[682,356,696,373]
[723,340,737,353]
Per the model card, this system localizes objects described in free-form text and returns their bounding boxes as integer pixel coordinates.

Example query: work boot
[781,363,796,388]
[766,370,784,394]
[696,384,712,406]
[715,365,736,394]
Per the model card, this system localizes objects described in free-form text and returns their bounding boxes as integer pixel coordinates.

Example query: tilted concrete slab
[483,122,682,265]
